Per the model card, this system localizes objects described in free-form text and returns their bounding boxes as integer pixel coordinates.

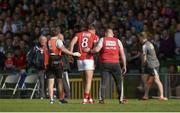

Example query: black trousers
[37,70,45,98]
[100,63,122,100]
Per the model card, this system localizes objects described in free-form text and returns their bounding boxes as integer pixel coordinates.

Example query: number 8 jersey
[76,31,99,60]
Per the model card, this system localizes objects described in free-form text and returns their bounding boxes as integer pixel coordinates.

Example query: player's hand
[83,47,90,53]
[69,56,74,63]
[121,66,127,75]
[73,52,81,57]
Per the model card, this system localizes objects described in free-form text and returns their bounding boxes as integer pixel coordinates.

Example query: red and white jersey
[76,31,98,60]
[99,37,120,63]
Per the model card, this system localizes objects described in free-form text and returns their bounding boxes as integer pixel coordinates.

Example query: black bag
[48,55,62,69]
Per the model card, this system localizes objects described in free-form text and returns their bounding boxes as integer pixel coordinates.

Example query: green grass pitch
[0,99,179,112]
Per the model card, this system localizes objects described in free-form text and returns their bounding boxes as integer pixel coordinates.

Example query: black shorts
[143,66,159,76]
[46,66,63,79]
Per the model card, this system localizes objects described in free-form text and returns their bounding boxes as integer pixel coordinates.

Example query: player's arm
[142,45,147,66]
[90,45,102,53]
[84,38,103,53]
[59,33,64,41]
[69,36,78,52]
[57,39,81,57]
[93,36,99,47]
[90,37,102,53]
[118,40,127,75]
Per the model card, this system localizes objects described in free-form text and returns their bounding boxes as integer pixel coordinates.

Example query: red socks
[84,93,90,99]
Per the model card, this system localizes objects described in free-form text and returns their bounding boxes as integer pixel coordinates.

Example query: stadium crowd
[0,0,180,98]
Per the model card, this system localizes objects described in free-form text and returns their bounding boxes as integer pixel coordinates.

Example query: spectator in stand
[48,1,59,19]
[127,10,136,30]
[174,24,180,58]
[32,26,41,42]
[127,35,141,70]
[12,13,23,33]
[0,32,5,53]
[0,20,4,33]
[13,46,26,71]
[4,37,13,55]
[151,33,161,54]
[13,46,26,87]
[3,16,17,33]
[135,12,144,33]
[159,29,175,60]
[12,34,21,48]
[0,32,5,72]
[4,52,15,73]
[169,18,177,34]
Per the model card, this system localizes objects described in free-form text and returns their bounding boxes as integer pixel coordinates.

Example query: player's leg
[80,71,90,103]
[112,63,127,104]
[78,60,94,104]
[77,60,88,103]
[57,79,68,103]
[56,69,68,103]
[141,67,154,100]
[38,70,45,99]
[48,78,55,103]
[84,70,94,102]
[99,69,109,104]
[47,69,55,104]
[80,71,86,92]
[84,70,93,94]
[141,74,148,90]
[143,75,154,99]
[153,67,167,100]
[111,64,121,98]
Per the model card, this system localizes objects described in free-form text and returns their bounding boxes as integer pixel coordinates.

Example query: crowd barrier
[0,72,180,99]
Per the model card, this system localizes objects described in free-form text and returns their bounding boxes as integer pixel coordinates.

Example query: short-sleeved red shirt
[76,31,98,60]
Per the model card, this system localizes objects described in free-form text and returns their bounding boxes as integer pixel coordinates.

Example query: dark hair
[87,24,96,30]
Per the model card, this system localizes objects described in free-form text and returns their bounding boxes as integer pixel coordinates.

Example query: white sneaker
[88,98,95,104]
[159,97,168,101]
[40,97,44,100]
[50,99,55,104]
[81,98,88,104]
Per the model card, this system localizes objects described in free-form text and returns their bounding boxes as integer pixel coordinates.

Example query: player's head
[53,26,61,36]
[105,28,114,37]
[87,24,96,34]
[138,32,148,44]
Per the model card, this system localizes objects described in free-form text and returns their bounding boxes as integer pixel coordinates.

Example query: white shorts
[77,60,94,71]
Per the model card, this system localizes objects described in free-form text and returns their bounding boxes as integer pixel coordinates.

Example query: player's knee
[147,77,154,86]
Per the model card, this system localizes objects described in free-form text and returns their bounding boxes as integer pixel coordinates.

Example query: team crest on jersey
[106,41,116,46]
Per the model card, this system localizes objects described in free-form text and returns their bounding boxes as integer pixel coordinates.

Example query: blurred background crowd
[0,0,180,74]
